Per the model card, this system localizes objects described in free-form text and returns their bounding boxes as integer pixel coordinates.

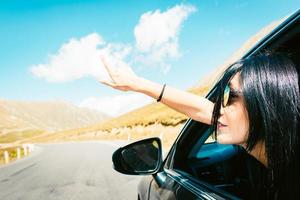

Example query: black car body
[112,10,300,200]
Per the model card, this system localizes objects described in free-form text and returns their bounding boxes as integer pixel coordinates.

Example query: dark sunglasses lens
[223,84,230,107]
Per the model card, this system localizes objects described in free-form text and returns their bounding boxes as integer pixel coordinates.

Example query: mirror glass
[121,139,160,172]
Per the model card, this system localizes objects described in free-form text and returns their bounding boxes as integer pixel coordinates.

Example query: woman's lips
[217,121,227,129]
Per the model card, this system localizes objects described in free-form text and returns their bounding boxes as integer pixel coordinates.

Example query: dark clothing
[241,149,299,200]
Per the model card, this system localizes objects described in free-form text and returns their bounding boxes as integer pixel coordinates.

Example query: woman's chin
[217,134,246,145]
[216,132,234,144]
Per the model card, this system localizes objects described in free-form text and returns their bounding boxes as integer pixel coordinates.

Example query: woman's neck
[243,142,268,167]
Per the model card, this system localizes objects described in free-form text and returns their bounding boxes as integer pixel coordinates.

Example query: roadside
[0,144,35,166]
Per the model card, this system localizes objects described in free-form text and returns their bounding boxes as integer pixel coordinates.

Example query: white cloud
[134,4,196,69]
[30,4,196,82]
[78,93,153,117]
[30,33,132,82]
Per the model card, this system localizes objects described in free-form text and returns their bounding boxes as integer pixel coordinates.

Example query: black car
[112,10,300,200]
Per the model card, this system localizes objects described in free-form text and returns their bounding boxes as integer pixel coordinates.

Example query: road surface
[0,141,142,200]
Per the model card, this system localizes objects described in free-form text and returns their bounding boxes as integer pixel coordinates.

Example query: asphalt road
[0,141,142,200]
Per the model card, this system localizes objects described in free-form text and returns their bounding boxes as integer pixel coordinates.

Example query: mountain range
[0,99,109,135]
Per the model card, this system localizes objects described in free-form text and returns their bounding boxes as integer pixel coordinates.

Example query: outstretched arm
[99,57,214,125]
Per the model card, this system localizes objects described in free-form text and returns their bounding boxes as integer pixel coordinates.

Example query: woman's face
[217,73,249,146]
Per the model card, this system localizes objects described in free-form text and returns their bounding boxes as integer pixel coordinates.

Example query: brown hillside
[0,99,110,143]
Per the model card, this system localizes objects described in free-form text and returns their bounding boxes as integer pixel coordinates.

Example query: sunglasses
[222,84,243,107]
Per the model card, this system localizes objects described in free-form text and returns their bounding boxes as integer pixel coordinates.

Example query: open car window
[171,122,256,199]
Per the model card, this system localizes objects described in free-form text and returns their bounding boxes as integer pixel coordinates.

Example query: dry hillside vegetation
[0,145,26,165]
[25,123,185,150]
[0,100,108,143]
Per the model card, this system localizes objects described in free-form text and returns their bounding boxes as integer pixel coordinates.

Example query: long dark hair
[212,53,299,198]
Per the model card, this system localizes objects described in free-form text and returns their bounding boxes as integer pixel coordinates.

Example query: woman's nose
[220,104,225,115]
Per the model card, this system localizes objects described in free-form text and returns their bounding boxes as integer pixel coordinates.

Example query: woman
[100,53,299,199]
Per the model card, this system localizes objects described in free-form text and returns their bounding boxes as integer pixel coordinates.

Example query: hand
[99,56,141,92]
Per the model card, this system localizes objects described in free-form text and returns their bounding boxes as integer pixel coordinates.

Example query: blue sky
[0,0,299,116]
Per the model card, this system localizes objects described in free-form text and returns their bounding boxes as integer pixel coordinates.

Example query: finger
[98,79,116,87]
[100,56,115,81]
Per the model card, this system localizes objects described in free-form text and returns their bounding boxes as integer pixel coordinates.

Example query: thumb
[98,79,116,87]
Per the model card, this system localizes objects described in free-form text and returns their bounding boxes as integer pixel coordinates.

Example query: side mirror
[112,137,163,175]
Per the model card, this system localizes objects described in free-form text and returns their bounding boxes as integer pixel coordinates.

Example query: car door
[147,120,242,200]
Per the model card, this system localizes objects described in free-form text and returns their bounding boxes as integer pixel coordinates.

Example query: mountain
[0,99,109,133]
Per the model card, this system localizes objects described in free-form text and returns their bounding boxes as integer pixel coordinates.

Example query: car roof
[243,9,300,59]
